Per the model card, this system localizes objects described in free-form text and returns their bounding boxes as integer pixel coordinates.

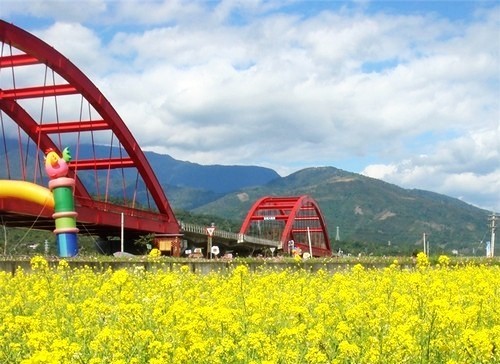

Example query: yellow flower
[352,263,365,273]
[0,255,498,363]
[57,259,70,271]
[438,255,451,267]
[416,252,430,269]
[30,255,49,271]
[149,248,161,257]
[338,340,360,358]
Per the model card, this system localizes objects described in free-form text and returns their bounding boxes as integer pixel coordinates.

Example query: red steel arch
[0,20,178,237]
[239,195,332,257]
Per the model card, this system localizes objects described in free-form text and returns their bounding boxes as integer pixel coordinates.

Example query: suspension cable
[51,69,63,149]
[0,112,11,179]
[104,133,115,204]
[132,171,139,210]
[33,65,49,183]
[11,199,51,252]
[74,95,85,181]
[118,142,127,205]
[0,43,12,179]
[89,103,100,200]
[6,44,27,181]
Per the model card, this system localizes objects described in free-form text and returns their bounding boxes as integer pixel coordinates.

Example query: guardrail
[179,222,280,248]
[237,234,280,248]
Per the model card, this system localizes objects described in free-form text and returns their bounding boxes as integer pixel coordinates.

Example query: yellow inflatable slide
[0,180,54,208]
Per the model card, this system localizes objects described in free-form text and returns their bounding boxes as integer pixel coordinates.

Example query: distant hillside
[0,140,280,209]
[146,152,280,194]
[1,140,490,253]
[192,167,490,253]
[70,145,280,196]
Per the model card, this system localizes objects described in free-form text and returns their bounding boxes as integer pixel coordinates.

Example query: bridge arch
[0,20,178,237]
[239,195,332,257]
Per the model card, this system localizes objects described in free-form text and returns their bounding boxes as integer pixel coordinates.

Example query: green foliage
[1,226,101,256]
[174,209,240,232]
[133,233,155,252]
[193,167,490,255]
[331,239,417,257]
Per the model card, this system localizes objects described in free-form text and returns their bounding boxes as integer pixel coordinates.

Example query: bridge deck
[179,222,281,249]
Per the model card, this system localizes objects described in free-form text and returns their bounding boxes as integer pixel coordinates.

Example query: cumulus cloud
[1,1,499,211]
[33,22,114,78]
[362,127,500,211]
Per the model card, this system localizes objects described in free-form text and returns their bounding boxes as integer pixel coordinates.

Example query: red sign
[206,227,216,236]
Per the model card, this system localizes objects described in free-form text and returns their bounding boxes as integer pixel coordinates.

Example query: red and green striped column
[49,177,79,257]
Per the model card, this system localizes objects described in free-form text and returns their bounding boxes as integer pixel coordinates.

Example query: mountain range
[0,140,491,255]
[140,151,489,254]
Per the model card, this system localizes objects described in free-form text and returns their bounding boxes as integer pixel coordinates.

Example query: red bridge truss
[239,196,332,257]
[0,20,178,240]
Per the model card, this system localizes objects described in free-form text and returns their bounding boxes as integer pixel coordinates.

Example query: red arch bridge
[0,20,332,257]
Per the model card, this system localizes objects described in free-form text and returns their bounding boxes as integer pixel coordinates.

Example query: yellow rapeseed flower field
[0,255,498,363]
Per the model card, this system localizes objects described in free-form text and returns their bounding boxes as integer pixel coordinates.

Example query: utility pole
[307,227,313,257]
[120,212,125,253]
[423,232,427,255]
[488,213,496,257]
[2,223,7,255]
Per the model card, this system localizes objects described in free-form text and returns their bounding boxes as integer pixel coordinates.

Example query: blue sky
[1,0,499,212]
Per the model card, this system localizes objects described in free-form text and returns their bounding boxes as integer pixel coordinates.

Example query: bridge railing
[179,221,238,240]
[76,196,169,221]
[237,234,281,248]
[179,221,280,248]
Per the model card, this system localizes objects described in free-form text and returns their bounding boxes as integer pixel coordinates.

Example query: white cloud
[34,22,113,77]
[1,1,499,211]
[361,164,398,180]
[362,127,500,211]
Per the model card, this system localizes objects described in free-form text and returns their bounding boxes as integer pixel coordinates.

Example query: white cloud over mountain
[2,0,499,211]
